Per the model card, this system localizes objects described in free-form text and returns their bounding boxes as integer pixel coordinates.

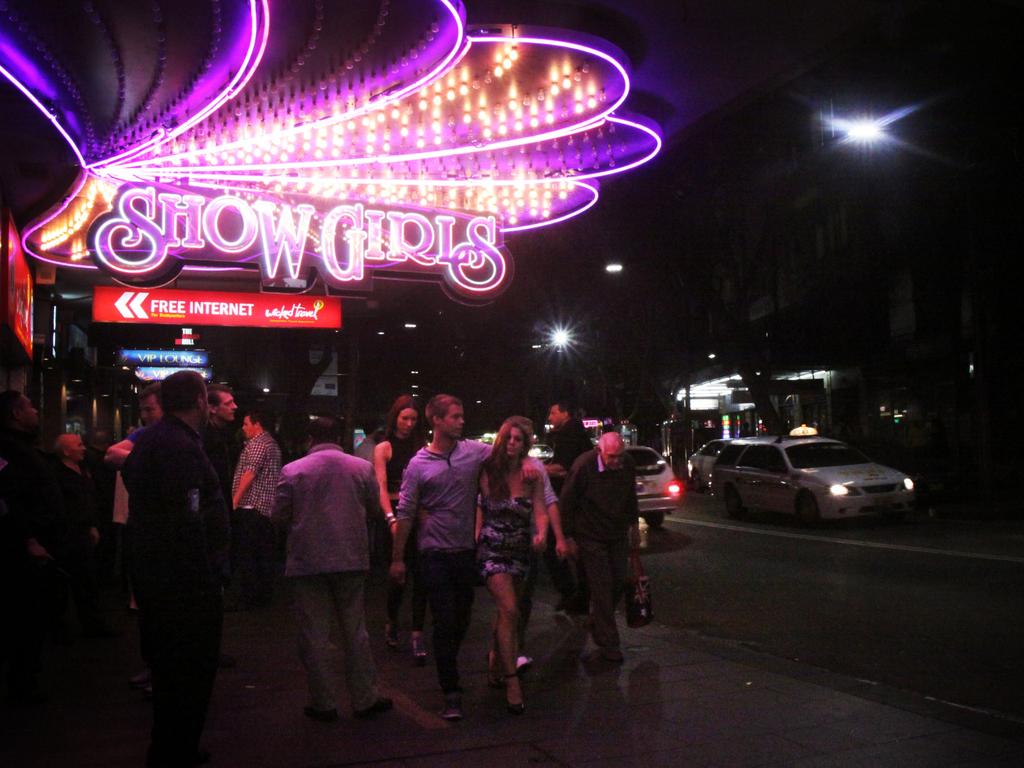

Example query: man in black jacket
[0,390,67,703]
[560,432,639,663]
[122,372,229,767]
[543,402,593,611]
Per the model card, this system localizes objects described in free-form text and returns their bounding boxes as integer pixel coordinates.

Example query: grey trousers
[577,537,628,652]
[291,572,379,712]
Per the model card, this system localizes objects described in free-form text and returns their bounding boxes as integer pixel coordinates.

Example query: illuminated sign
[88,187,509,301]
[117,349,210,367]
[1,211,33,359]
[93,287,341,329]
[135,367,214,382]
[6,2,662,305]
[582,419,601,429]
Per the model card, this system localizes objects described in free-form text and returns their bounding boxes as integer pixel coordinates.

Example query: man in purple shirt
[390,394,556,721]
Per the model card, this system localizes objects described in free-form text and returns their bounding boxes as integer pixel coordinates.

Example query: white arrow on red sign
[113,291,149,320]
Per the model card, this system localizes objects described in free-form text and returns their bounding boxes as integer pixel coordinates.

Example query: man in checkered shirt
[231,410,282,608]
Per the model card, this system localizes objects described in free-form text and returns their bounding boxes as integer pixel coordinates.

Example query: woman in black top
[374,395,428,663]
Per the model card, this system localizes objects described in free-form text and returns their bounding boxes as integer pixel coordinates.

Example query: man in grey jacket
[271,416,391,722]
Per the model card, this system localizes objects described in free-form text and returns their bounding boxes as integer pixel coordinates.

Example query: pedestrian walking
[389,394,557,721]
[559,432,640,663]
[374,394,429,663]
[477,416,567,714]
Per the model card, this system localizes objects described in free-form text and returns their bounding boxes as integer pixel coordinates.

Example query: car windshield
[785,442,871,468]
[627,448,665,476]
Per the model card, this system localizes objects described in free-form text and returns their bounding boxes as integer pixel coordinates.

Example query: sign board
[118,348,209,367]
[134,366,214,382]
[1,210,33,359]
[93,286,341,329]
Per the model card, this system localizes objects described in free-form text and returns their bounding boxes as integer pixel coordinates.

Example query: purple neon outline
[0,63,87,168]
[90,0,271,169]
[112,32,626,174]
[115,1,468,171]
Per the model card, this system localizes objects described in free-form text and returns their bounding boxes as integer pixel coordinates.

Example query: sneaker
[515,655,533,673]
[384,623,399,649]
[353,697,393,719]
[440,693,463,721]
[411,634,427,665]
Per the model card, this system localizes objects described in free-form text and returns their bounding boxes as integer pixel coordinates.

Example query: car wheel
[724,484,745,519]
[643,511,665,528]
[796,492,821,526]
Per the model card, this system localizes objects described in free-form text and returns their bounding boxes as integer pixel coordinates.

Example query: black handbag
[625,552,653,628]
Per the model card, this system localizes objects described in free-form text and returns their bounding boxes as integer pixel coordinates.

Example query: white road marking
[665,517,1024,564]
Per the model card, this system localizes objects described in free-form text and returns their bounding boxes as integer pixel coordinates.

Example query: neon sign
[117,349,210,367]
[89,185,509,300]
[93,286,341,329]
[4,2,662,304]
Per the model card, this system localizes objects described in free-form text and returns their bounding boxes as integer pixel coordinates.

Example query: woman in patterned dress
[476,416,564,713]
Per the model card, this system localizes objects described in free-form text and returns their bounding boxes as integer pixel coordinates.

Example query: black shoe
[303,706,339,722]
[440,693,463,721]
[353,697,393,719]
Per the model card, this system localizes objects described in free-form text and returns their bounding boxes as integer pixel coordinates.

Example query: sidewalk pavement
[5,569,1024,768]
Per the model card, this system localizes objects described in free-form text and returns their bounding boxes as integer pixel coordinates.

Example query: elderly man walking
[272,416,391,723]
[560,432,639,663]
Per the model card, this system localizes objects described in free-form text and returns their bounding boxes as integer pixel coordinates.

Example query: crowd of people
[1,374,641,767]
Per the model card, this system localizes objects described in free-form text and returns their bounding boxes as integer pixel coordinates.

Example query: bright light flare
[551,328,572,348]
[843,119,885,143]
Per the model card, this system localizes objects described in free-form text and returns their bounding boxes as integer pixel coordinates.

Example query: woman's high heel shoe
[504,673,525,715]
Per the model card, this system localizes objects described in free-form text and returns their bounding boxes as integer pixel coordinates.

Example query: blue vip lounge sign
[117,348,210,367]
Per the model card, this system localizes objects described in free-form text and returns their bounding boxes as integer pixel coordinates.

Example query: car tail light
[667,480,683,496]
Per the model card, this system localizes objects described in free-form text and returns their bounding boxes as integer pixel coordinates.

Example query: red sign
[1,211,34,358]
[93,287,341,329]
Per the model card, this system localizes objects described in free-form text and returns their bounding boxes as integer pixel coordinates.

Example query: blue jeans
[418,549,477,693]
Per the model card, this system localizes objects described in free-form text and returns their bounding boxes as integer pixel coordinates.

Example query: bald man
[52,433,116,637]
[559,432,639,663]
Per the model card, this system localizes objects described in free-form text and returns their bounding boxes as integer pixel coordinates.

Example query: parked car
[626,446,684,528]
[711,436,915,524]
[686,438,732,491]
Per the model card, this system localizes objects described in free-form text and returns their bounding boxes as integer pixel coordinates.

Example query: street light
[551,328,572,348]
[605,262,624,274]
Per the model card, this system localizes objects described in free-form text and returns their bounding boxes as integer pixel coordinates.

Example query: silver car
[627,446,684,528]
[711,436,915,524]
[686,439,732,491]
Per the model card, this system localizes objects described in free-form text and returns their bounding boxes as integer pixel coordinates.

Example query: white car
[627,446,684,528]
[686,439,732,491]
[711,436,915,524]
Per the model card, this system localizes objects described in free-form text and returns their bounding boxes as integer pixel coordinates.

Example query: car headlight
[829,484,850,496]
[903,477,915,491]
